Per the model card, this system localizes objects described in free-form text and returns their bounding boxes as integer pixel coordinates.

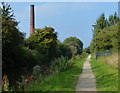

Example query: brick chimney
[30,5,35,35]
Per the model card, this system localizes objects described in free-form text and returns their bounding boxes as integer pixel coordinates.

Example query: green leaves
[63,37,83,56]
[90,24,118,52]
[26,27,58,65]
[93,13,119,36]
[93,13,108,35]
[2,2,24,65]
[108,12,119,25]
[91,12,119,53]
[28,27,57,50]
[50,56,72,73]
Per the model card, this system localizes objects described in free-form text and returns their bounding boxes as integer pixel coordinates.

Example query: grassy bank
[90,54,118,91]
[26,55,88,91]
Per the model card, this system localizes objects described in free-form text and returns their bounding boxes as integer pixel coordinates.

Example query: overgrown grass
[26,54,88,91]
[105,53,118,69]
[90,55,118,91]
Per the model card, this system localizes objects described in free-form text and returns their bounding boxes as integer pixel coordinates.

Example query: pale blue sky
[9,2,118,48]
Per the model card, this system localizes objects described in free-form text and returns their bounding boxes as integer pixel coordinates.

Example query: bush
[63,37,83,56]
[50,56,74,73]
[56,41,72,58]
[26,27,58,65]
[32,65,42,79]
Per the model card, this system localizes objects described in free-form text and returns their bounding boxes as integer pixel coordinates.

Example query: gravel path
[75,54,97,92]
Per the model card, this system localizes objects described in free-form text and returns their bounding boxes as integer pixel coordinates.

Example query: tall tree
[26,27,58,65]
[93,13,109,35]
[108,12,119,25]
[1,2,24,81]
[90,13,119,53]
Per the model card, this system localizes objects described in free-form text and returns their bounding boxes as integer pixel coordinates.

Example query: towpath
[75,54,97,92]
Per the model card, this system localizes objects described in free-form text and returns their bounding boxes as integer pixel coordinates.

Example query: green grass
[26,55,88,91]
[90,56,118,91]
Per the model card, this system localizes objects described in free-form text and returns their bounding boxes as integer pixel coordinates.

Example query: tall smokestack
[30,5,35,34]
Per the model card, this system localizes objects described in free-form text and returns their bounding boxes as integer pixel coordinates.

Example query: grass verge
[26,54,88,91]
[90,55,118,91]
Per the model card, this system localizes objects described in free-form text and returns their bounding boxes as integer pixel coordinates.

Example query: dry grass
[106,53,118,69]
[96,53,118,69]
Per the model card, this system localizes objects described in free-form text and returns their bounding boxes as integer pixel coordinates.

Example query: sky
[8,2,118,48]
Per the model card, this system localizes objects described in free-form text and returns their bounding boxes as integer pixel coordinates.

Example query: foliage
[90,24,118,52]
[27,27,57,51]
[22,49,44,68]
[93,13,119,36]
[1,2,24,65]
[26,27,58,65]
[12,75,34,91]
[83,46,91,54]
[26,54,87,91]
[1,2,28,85]
[108,12,119,26]
[93,13,109,35]
[26,27,73,66]
[2,74,9,91]
[1,3,85,92]
[63,37,83,56]
[90,13,119,53]
[32,65,42,79]
[56,40,72,58]
[50,56,73,74]
[1,2,41,87]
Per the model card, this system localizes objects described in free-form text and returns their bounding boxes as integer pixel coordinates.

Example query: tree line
[1,2,83,87]
[90,13,119,53]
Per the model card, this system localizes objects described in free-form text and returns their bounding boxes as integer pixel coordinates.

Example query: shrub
[50,56,74,73]
[63,37,83,56]
[2,74,9,91]
[56,41,72,58]
[32,65,42,79]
